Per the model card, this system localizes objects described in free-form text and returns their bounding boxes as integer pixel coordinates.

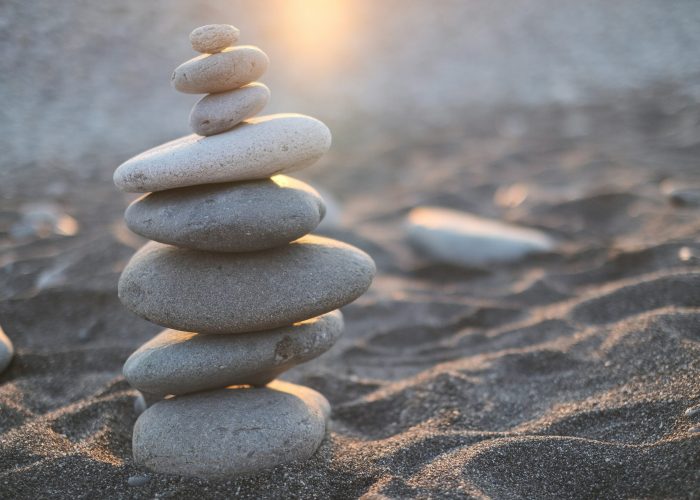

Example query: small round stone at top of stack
[190,24,240,53]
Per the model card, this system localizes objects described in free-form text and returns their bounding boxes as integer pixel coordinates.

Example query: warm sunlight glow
[276,0,354,71]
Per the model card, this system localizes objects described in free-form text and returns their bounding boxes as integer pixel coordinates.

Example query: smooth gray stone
[172,45,268,94]
[124,176,325,252]
[406,206,554,267]
[124,311,343,397]
[118,235,375,334]
[0,326,14,374]
[190,83,270,136]
[132,381,328,479]
[113,114,331,193]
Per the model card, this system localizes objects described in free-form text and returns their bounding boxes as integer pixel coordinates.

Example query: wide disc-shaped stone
[114,114,331,193]
[124,310,343,397]
[133,381,329,479]
[124,176,325,252]
[118,235,375,334]
[171,45,268,94]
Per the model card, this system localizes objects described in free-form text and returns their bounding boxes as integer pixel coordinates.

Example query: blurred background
[2,0,699,258]
[2,0,700,175]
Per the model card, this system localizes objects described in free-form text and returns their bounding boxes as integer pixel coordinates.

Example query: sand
[1,126,700,498]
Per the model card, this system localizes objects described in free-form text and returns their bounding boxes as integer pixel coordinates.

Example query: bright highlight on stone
[114,25,375,479]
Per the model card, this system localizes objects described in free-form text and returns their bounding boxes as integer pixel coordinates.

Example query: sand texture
[1,131,699,498]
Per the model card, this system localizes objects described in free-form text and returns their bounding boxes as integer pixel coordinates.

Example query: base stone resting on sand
[114,24,375,479]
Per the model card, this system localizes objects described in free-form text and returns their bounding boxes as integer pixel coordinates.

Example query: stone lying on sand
[172,46,268,94]
[406,206,554,267]
[124,176,325,252]
[661,180,700,207]
[132,380,329,479]
[189,24,240,54]
[114,114,332,193]
[190,82,270,136]
[118,235,375,334]
[124,311,343,397]
[0,326,13,374]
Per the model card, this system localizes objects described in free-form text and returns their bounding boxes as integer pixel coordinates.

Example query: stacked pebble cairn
[113,25,375,479]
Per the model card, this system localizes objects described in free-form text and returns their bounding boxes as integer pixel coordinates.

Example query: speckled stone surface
[190,82,269,136]
[124,176,325,252]
[114,114,332,193]
[124,311,343,397]
[132,380,329,479]
[189,24,240,54]
[118,235,375,334]
[171,46,268,94]
[0,326,13,374]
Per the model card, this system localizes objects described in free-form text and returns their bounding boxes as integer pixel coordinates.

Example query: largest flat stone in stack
[119,235,374,334]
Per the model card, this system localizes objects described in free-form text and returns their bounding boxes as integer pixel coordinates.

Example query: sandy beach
[1,124,699,497]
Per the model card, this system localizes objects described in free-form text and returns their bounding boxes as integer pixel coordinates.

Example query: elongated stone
[407,206,554,266]
[190,82,270,136]
[124,176,325,252]
[172,45,268,94]
[118,235,375,334]
[124,311,343,397]
[113,114,331,193]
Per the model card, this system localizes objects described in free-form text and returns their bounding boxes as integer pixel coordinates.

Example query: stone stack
[113,24,375,479]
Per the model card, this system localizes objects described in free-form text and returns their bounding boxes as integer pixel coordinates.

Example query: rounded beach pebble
[124,175,325,252]
[124,311,343,397]
[190,82,270,136]
[406,206,554,267]
[132,380,329,479]
[0,326,14,374]
[189,24,240,54]
[172,46,268,94]
[114,114,331,193]
[118,235,375,334]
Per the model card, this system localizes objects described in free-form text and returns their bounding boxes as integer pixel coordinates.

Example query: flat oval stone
[189,24,240,54]
[132,380,328,479]
[406,206,554,267]
[0,326,13,374]
[172,46,268,94]
[124,310,343,397]
[118,235,375,334]
[114,114,331,193]
[124,176,325,252]
[190,82,270,136]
